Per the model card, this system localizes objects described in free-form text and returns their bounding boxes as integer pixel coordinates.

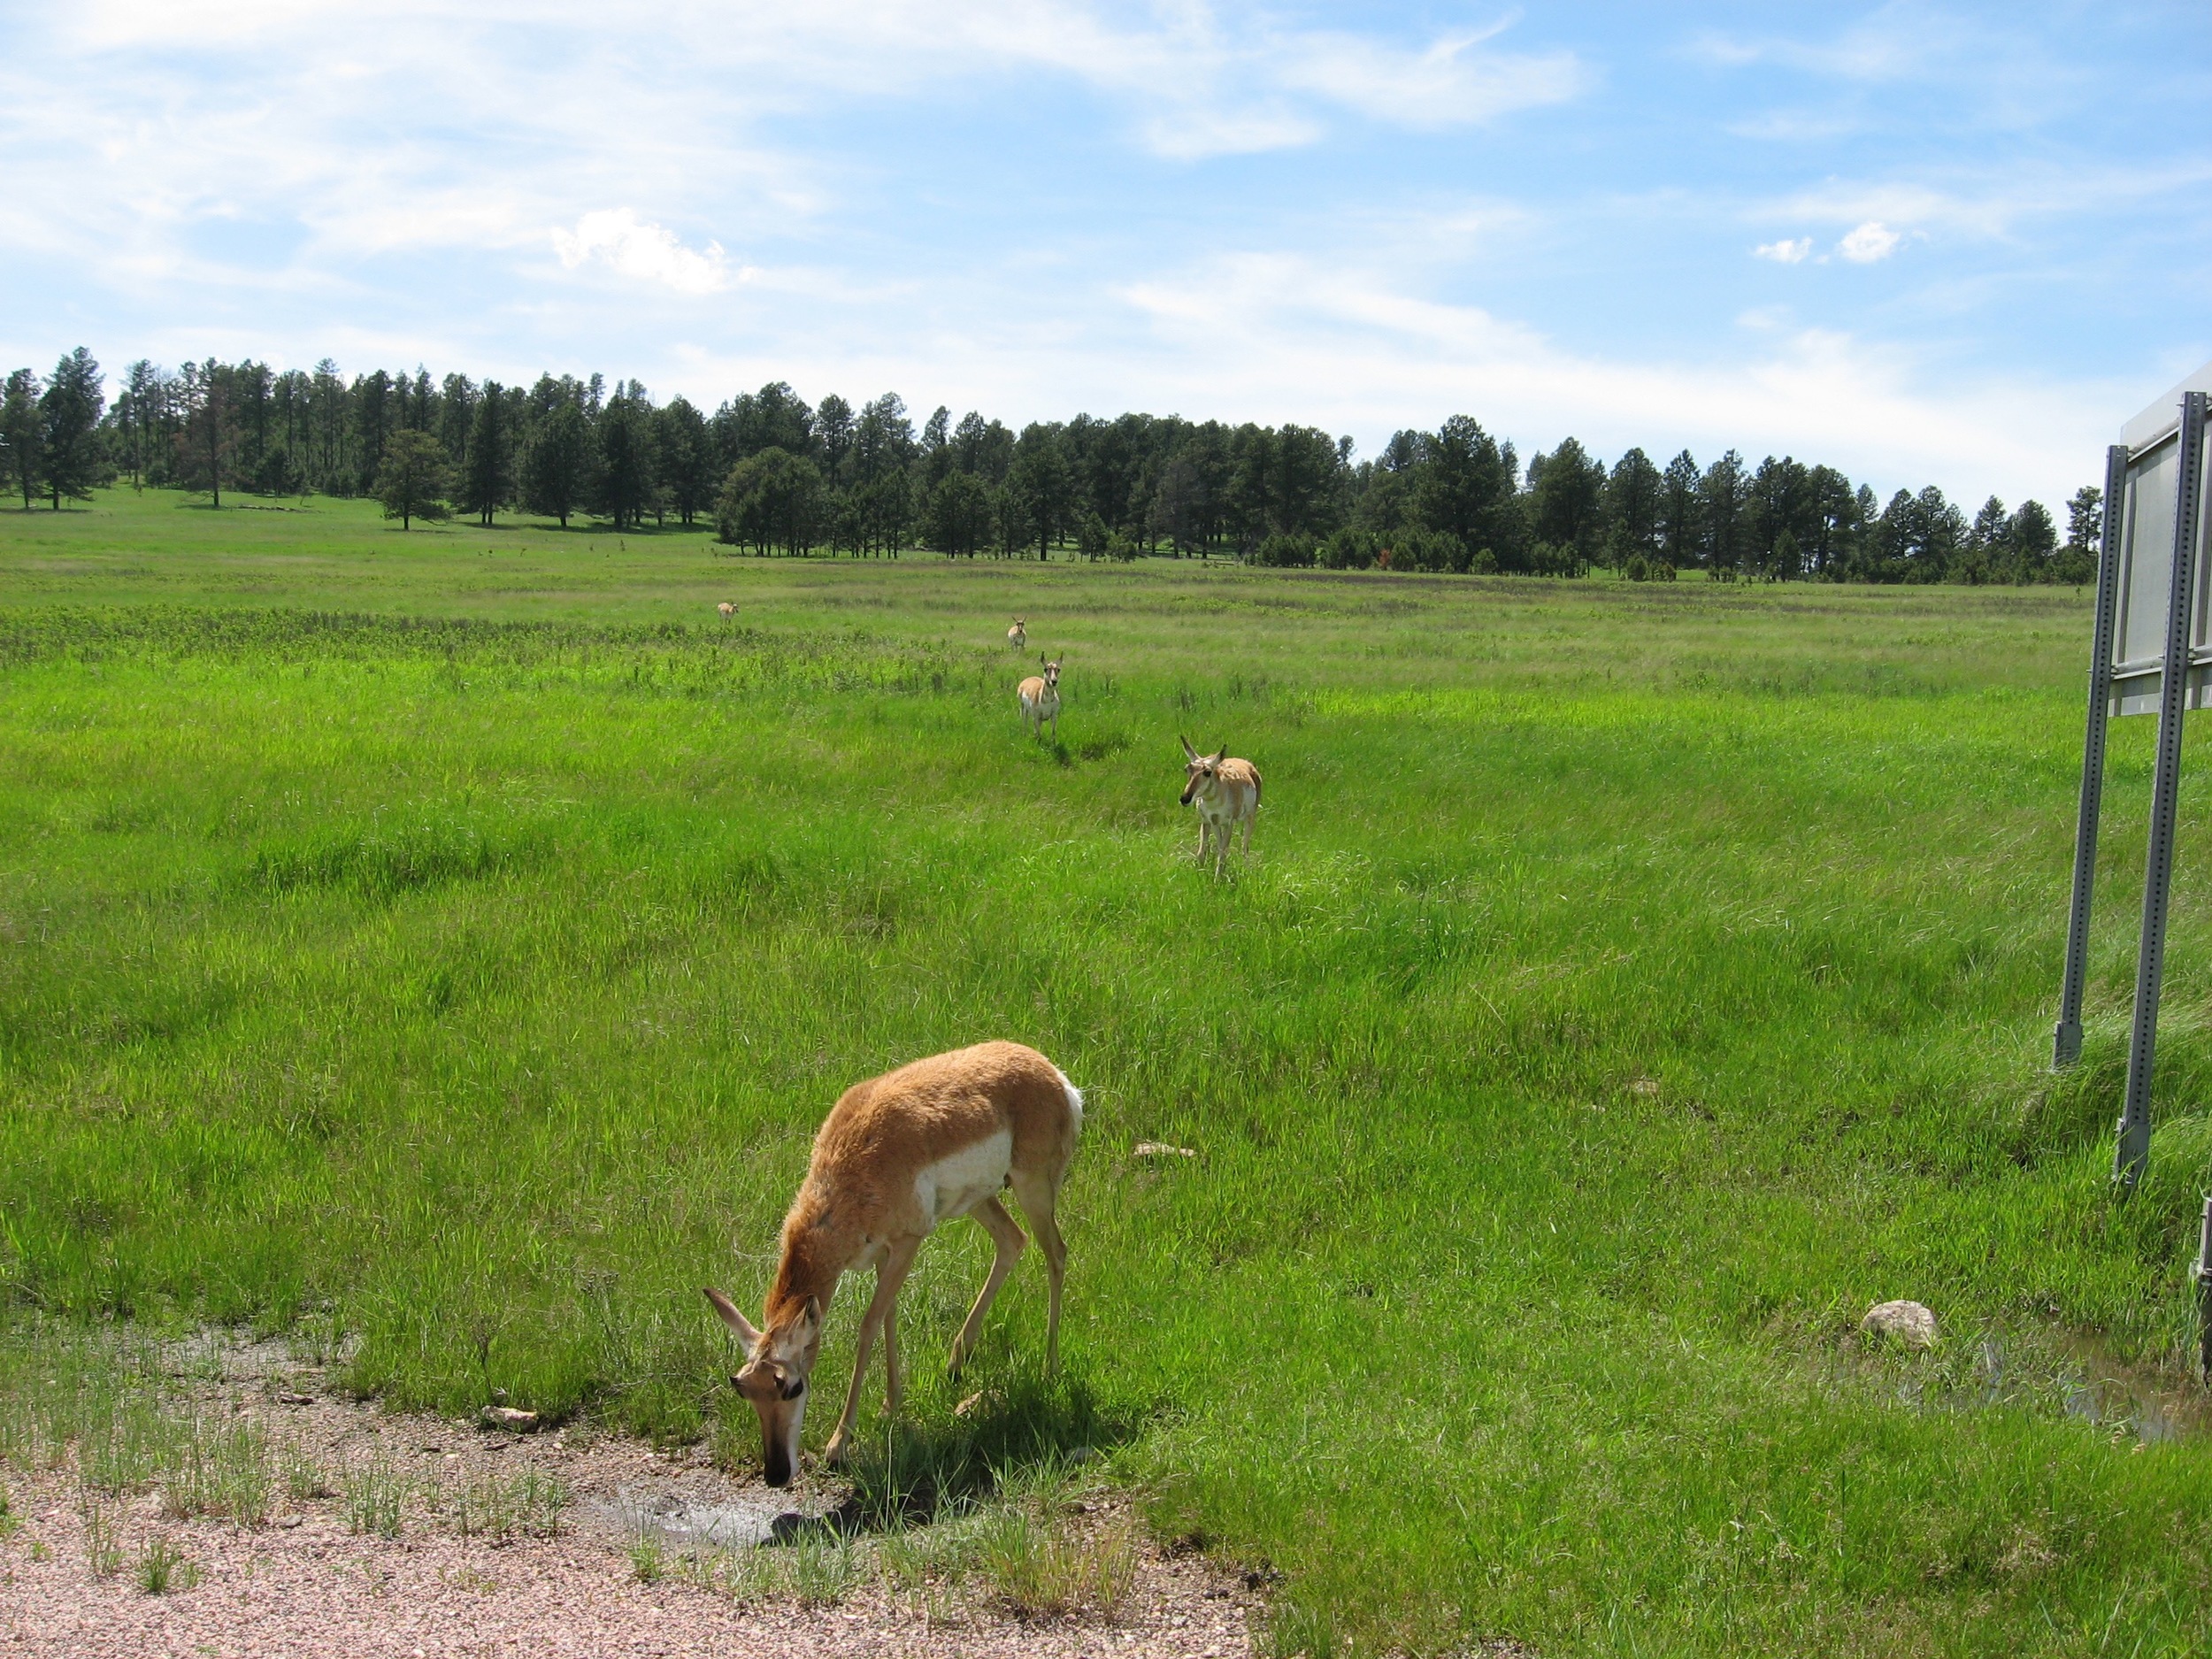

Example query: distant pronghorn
[1180,736,1261,878]
[717,602,735,618]
[703,1041,1080,1486]
[1008,618,1026,651]
[1018,656,1063,743]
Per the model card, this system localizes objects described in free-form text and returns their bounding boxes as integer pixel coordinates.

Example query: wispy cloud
[1272,25,1588,132]
[1754,237,1813,265]
[1106,247,2113,503]
[1765,160,2212,247]
[1687,12,1939,81]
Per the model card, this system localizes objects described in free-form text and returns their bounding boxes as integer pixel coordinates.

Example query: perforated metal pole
[2117,390,2208,1192]
[2195,1195,2212,1383]
[2055,443,2131,1067]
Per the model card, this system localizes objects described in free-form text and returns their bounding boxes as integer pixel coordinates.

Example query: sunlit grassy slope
[8,490,2212,1655]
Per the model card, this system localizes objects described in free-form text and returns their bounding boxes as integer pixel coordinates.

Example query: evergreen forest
[0,348,2100,584]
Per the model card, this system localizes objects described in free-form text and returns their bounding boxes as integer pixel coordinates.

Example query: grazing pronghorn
[703,1041,1080,1486]
[1179,736,1262,878]
[1018,656,1063,743]
[1007,618,1026,651]
[717,601,736,618]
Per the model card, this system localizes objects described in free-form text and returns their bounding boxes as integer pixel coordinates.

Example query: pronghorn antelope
[1018,656,1063,743]
[1179,736,1262,878]
[703,1041,1080,1486]
[1008,618,1026,651]
[717,602,736,618]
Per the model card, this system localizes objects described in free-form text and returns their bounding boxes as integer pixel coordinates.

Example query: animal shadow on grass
[783,1365,1141,1542]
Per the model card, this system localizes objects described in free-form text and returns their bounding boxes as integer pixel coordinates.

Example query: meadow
[9,489,2212,1655]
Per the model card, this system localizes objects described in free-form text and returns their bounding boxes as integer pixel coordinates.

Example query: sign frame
[2055,373,2212,1190]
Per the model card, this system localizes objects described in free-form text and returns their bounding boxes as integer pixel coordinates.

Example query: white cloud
[1767,162,2212,250]
[551,210,732,296]
[1686,14,1937,81]
[1273,27,1587,131]
[1090,250,2111,506]
[1140,107,1323,163]
[1754,237,1813,264]
[1836,220,1901,263]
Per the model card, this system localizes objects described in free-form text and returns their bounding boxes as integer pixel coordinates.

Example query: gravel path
[0,1344,1260,1659]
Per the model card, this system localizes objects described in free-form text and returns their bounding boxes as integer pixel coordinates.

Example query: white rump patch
[1056,1068,1085,1136]
[914,1129,1012,1227]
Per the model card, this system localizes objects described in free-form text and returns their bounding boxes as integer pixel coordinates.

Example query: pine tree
[460,382,511,525]
[374,429,452,529]
[1700,450,1747,575]
[1603,448,1663,565]
[522,401,589,527]
[39,348,107,508]
[593,392,657,531]
[656,396,712,526]
[0,369,42,511]
[175,360,241,508]
[1658,450,1701,568]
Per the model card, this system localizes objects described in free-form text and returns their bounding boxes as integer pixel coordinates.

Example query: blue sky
[3,1,2207,508]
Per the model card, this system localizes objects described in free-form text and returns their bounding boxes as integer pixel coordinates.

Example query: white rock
[1860,1300,1939,1348]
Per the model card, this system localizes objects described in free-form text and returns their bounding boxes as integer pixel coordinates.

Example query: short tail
[1056,1068,1086,1139]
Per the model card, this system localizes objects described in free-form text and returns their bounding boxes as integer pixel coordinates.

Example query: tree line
[0,347,2102,584]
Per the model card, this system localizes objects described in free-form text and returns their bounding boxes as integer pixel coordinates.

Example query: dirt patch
[0,1338,1261,1659]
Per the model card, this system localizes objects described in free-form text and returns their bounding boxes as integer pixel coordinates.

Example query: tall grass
[4,490,2212,1654]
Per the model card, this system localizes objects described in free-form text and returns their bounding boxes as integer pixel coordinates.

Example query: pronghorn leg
[1010,1175,1069,1371]
[883,1287,902,1417]
[826,1236,919,1466]
[949,1197,1027,1376]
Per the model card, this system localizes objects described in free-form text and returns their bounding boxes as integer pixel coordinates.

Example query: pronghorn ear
[794,1295,823,1345]
[1212,747,1227,764]
[703,1286,761,1347]
[1180,734,1198,761]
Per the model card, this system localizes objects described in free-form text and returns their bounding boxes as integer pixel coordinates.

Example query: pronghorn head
[1179,735,1228,806]
[703,1286,821,1488]
[1040,655,1062,689]
[1011,617,1025,632]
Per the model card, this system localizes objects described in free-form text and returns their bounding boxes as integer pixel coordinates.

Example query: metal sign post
[2054,372,2212,1194]
[2118,391,2207,1187]
[2053,443,2131,1068]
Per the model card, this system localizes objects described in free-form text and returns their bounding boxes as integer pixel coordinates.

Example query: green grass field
[10,489,2212,1655]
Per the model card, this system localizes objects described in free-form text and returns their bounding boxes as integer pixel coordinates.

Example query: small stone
[1861,1300,1939,1348]
[480,1406,541,1432]
[277,1392,314,1406]
[1133,1141,1197,1159]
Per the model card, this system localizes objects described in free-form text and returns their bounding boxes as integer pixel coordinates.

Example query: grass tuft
[135,1534,197,1594]
[340,1455,410,1539]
